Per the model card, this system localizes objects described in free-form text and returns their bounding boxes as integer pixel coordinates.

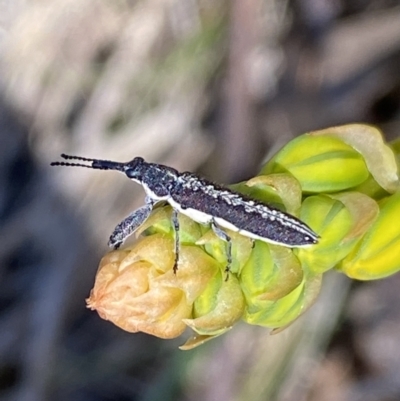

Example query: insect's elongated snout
[50,154,126,172]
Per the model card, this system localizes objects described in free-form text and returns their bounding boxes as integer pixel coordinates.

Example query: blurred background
[1,1,400,400]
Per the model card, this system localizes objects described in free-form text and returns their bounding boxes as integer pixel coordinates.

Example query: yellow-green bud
[240,241,303,302]
[244,174,303,215]
[311,124,399,194]
[262,134,369,193]
[297,193,378,274]
[339,191,400,279]
[242,273,322,329]
[181,271,244,349]
[137,206,203,244]
[197,229,253,274]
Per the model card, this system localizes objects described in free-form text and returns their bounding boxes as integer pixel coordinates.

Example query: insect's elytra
[51,154,319,275]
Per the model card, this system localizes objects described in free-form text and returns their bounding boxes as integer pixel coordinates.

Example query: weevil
[51,154,318,275]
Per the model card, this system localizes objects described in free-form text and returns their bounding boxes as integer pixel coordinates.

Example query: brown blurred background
[1,1,400,400]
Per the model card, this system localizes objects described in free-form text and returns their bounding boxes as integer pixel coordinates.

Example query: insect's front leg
[108,197,155,249]
[171,208,180,274]
[211,220,232,281]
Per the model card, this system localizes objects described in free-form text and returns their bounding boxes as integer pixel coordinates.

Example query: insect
[51,154,318,276]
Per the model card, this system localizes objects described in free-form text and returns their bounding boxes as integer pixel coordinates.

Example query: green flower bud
[339,191,400,279]
[180,271,245,350]
[243,274,322,329]
[197,229,253,274]
[240,241,303,302]
[262,134,369,193]
[311,124,399,194]
[297,193,379,274]
[229,173,302,215]
[296,195,353,273]
[244,174,303,215]
[137,206,203,244]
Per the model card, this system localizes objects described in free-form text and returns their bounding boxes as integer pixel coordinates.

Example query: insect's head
[51,154,146,181]
[51,154,179,200]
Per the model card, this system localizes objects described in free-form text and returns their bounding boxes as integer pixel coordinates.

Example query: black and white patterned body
[51,154,319,275]
[169,172,316,247]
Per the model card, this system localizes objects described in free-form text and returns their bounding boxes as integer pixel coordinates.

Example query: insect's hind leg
[171,208,180,274]
[108,197,155,249]
[211,220,232,281]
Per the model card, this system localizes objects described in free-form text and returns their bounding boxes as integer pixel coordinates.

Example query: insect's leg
[108,197,155,249]
[211,220,232,281]
[171,208,180,274]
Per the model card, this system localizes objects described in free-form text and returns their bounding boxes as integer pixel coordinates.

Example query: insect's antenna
[50,154,126,172]
[60,153,101,163]
[50,161,99,169]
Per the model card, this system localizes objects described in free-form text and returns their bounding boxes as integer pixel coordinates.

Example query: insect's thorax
[169,173,243,224]
[138,162,179,201]
[167,174,214,224]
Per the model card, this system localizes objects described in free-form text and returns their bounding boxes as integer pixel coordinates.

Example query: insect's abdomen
[171,177,318,247]
[225,206,316,246]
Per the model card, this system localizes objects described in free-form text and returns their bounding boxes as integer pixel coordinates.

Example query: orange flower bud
[87,233,220,339]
